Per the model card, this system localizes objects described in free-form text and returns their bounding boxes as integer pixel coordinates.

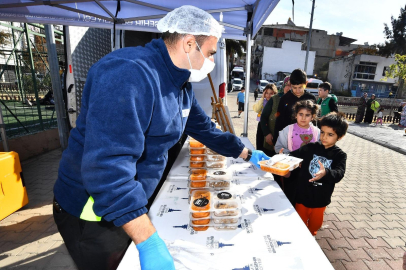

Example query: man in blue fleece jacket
[53,5,269,270]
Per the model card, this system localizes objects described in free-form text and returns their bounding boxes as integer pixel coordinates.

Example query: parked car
[231,78,243,92]
[275,81,283,89]
[259,80,270,93]
[305,78,323,97]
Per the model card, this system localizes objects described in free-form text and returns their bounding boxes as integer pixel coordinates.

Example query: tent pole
[242,33,252,137]
[44,24,70,150]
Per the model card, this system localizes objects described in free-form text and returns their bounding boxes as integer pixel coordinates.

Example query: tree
[225,39,246,82]
[378,5,406,57]
[383,54,406,100]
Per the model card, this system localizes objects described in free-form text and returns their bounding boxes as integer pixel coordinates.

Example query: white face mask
[186,41,215,82]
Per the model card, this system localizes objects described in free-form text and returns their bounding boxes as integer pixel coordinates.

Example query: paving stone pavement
[1,83,405,269]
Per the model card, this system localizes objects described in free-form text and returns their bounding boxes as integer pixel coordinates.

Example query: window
[353,62,377,80]
[382,66,389,76]
[376,85,387,94]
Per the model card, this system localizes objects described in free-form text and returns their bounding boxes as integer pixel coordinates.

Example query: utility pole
[304,0,315,73]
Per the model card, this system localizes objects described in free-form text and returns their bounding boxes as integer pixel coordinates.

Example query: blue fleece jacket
[54,39,244,227]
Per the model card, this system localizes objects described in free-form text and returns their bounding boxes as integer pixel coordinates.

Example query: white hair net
[157,5,224,39]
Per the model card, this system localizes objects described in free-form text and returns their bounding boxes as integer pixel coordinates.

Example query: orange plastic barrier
[0,151,29,220]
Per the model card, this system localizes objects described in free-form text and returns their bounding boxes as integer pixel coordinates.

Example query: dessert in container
[190,190,211,212]
[190,155,206,162]
[213,224,239,230]
[212,199,241,217]
[188,179,231,189]
[190,148,206,155]
[205,159,227,169]
[189,138,205,148]
[206,154,226,162]
[258,154,302,176]
[189,169,207,180]
[206,148,219,155]
[190,161,206,168]
[212,212,242,224]
[206,169,232,181]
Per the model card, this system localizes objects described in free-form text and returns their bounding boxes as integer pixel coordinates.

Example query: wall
[0,128,60,161]
[328,58,352,90]
[261,41,316,81]
[359,55,396,83]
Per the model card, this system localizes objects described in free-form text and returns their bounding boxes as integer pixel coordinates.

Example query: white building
[328,54,396,97]
[260,40,316,82]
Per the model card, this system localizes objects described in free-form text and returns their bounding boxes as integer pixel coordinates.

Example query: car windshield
[234,79,242,84]
[260,82,268,86]
[307,83,319,88]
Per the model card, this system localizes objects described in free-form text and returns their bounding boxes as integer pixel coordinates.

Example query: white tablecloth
[118,137,333,270]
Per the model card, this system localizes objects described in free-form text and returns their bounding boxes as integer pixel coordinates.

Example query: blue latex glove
[250,150,270,168]
[136,232,175,270]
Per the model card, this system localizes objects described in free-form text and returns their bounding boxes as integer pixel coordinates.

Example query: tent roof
[0,0,279,40]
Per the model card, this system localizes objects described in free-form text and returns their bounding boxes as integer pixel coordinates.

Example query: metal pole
[304,0,315,73]
[0,103,9,152]
[24,23,44,130]
[11,23,23,101]
[44,24,69,150]
[243,34,252,137]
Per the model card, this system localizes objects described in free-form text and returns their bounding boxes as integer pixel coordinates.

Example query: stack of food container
[189,190,242,231]
[187,137,242,231]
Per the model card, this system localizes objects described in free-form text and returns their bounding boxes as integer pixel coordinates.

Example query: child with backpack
[317,82,338,117]
[286,112,348,236]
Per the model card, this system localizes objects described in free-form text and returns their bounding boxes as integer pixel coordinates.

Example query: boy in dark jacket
[273,69,316,144]
[288,112,348,236]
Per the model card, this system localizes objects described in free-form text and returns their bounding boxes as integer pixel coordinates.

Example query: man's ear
[183,35,196,53]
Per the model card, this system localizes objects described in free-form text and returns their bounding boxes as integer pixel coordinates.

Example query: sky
[264,0,405,45]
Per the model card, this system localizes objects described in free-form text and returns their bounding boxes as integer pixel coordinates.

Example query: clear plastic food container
[190,148,206,155]
[207,169,232,181]
[190,161,206,168]
[190,155,206,162]
[189,169,207,181]
[212,212,241,224]
[189,179,231,189]
[206,159,227,169]
[213,200,241,217]
[258,154,303,176]
[206,154,226,162]
[213,224,239,231]
[190,190,211,212]
[206,148,219,155]
[189,138,205,148]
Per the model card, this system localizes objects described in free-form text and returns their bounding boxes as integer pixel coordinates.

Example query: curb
[347,129,406,156]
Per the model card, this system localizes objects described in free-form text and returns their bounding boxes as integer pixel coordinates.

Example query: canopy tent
[0,0,280,145]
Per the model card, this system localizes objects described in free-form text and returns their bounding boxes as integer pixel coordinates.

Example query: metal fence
[0,22,64,140]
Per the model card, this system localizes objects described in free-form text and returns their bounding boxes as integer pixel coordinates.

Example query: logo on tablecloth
[232,257,263,270]
[263,235,291,253]
[253,205,274,216]
[157,205,182,217]
[167,185,188,193]
[238,218,253,233]
[236,194,246,204]
[248,187,263,194]
[173,224,197,235]
[206,236,234,249]
[231,179,241,185]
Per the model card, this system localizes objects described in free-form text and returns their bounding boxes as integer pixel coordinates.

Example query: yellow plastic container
[0,152,29,220]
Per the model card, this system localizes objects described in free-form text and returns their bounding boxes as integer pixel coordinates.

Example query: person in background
[237,87,246,118]
[253,84,277,155]
[274,100,320,205]
[375,108,384,126]
[52,6,270,270]
[355,92,368,123]
[260,76,291,155]
[273,69,316,144]
[364,94,377,124]
[317,82,338,117]
[399,102,406,127]
[254,87,259,101]
[286,112,348,236]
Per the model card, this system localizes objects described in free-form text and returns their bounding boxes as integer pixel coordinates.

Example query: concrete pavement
[1,88,405,269]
